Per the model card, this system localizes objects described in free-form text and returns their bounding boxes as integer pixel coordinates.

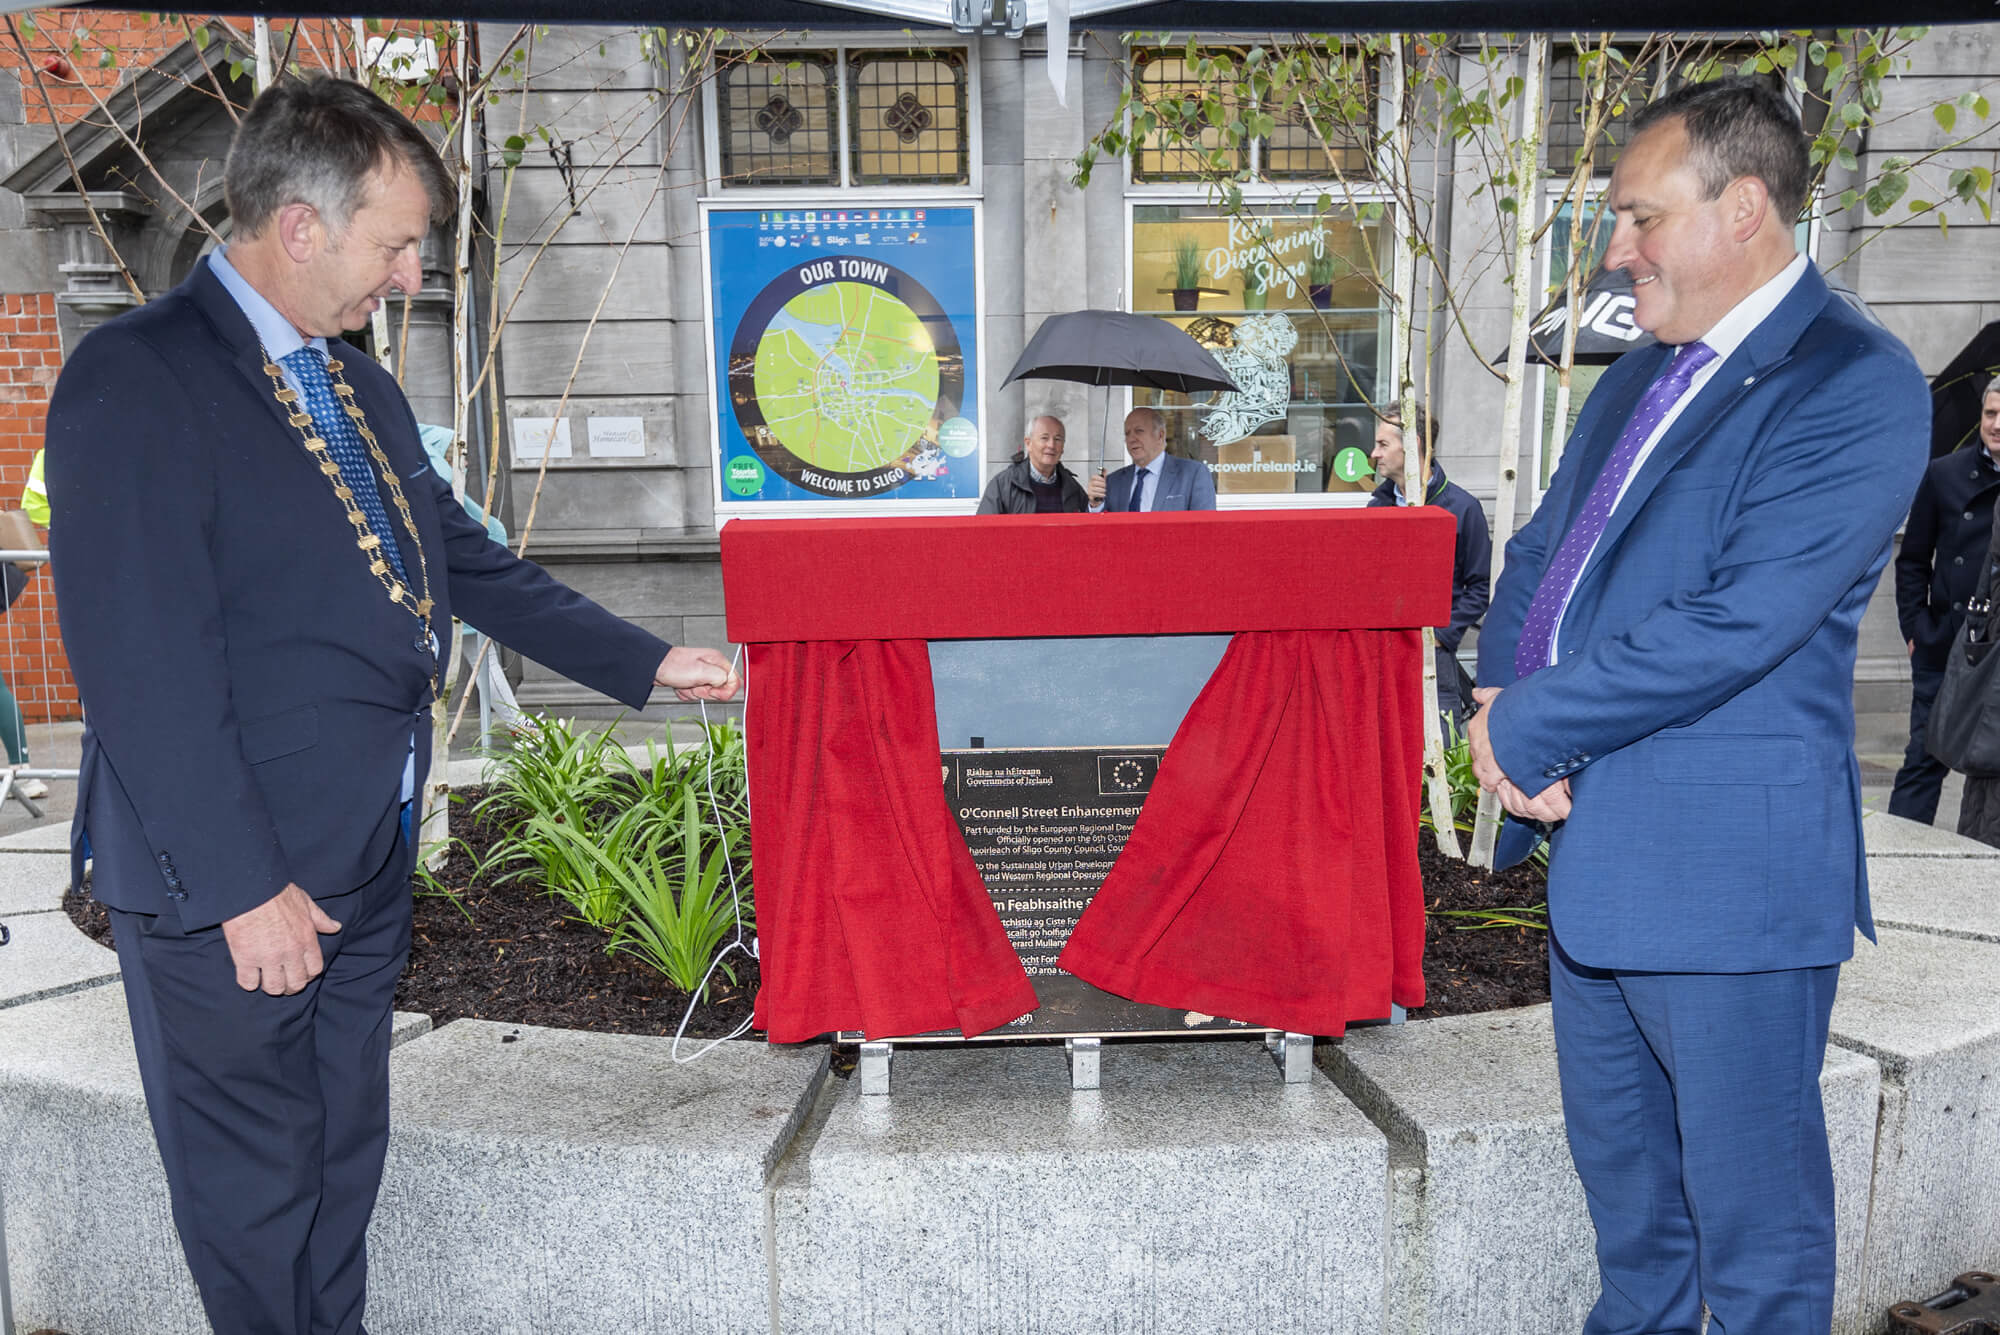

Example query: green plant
[531,790,750,996]
[1308,250,1339,286]
[411,831,479,925]
[1430,901,1550,931]
[1172,234,1203,289]
[470,715,633,899]
[610,790,751,998]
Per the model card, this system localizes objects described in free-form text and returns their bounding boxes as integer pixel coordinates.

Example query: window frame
[1121,187,1401,513]
[701,35,983,200]
[1122,40,1382,188]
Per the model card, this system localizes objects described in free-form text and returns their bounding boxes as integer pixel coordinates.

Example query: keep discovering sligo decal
[708,207,981,505]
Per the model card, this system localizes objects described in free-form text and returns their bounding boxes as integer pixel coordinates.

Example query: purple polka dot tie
[1513,340,1716,678]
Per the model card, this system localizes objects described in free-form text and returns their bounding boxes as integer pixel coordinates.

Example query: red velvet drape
[1056,629,1428,1035]
[746,638,1039,1043]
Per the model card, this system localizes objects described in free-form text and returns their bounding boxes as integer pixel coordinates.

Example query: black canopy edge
[60,0,2000,28]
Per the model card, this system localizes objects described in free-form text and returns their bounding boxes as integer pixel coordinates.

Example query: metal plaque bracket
[858,1041,893,1098]
[1265,1031,1313,1084]
[1064,1036,1101,1090]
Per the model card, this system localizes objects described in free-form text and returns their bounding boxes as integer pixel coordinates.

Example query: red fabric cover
[746,637,1039,1042]
[722,509,1454,643]
[1057,629,1428,1035]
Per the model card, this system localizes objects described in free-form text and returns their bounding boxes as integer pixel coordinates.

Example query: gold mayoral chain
[260,349,439,691]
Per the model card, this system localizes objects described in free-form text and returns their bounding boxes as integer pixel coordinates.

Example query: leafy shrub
[471,715,754,987]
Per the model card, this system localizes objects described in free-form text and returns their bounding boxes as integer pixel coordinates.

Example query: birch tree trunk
[1386,42,1461,859]
[1466,35,1547,869]
[424,20,479,870]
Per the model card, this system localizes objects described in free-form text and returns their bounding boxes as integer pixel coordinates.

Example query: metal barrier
[0,548,79,822]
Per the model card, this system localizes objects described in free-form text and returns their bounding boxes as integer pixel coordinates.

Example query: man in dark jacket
[1892,376,2000,822]
[1367,402,1490,724]
[977,414,1088,514]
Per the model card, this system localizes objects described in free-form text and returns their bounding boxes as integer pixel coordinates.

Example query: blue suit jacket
[1105,452,1217,511]
[47,264,669,930]
[1477,263,1928,973]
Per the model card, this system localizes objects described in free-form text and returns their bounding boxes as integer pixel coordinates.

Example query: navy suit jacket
[48,264,669,930]
[1104,453,1217,511]
[1477,263,1928,973]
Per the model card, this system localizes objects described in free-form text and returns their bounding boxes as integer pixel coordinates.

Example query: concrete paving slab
[1831,927,2000,1323]
[774,1039,1386,1335]
[1867,853,2000,944]
[1861,809,2000,858]
[369,1019,827,1335]
[0,907,117,1010]
[1323,1005,1882,1335]
[0,822,70,853]
[0,851,68,914]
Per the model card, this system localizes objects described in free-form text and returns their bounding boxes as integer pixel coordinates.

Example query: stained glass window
[718,52,838,187]
[849,50,969,186]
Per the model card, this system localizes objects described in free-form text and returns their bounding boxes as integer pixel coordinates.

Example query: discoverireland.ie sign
[705,204,984,507]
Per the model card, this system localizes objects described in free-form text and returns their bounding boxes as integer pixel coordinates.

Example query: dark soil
[63,790,1550,1036]
[1408,839,1551,1017]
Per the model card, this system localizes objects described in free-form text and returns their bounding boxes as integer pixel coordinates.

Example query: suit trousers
[109,826,415,1335]
[1549,934,1839,1335]
[1889,660,1950,824]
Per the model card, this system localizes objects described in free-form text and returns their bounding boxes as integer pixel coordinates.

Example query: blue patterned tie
[281,345,409,586]
[1130,464,1151,512]
[1513,340,1717,678]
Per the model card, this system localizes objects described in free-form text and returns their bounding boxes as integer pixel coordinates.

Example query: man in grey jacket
[977,414,1088,514]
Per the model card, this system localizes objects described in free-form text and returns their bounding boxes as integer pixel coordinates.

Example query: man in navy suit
[1086,406,1218,511]
[1469,80,1927,1334]
[46,79,737,1335]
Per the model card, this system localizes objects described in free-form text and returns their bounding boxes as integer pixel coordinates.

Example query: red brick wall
[0,293,71,722]
[0,11,456,126]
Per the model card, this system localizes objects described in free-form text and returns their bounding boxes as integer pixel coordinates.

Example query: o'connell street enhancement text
[945,747,1246,1035]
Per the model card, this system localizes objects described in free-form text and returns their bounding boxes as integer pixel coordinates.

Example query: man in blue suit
[46,79,737,1335]
[1468,80,1927,1334]
[1086,406,1218,511]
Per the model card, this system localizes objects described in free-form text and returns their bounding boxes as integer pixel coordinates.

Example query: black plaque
[944,746,1254,1037]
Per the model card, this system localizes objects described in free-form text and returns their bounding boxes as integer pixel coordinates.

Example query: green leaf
[1865,170,1908,214]
[191,24,208,49]
[1840,101,1867,128]
[1978,94,1993,121]
[98,48,116,68]
[1935,103,1957,134]
[501,133,526,168]
[1836,146,1858,172]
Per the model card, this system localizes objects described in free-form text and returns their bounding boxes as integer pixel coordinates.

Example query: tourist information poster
[705,205,983,507]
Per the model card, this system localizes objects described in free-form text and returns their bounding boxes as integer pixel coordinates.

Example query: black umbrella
[1927,321,2000,459]
[1510,266,1884,368]
[1003,310,1238,394]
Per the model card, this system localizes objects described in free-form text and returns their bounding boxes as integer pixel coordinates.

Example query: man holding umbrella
[1087,407,1218,512]
[999,312,1234,511]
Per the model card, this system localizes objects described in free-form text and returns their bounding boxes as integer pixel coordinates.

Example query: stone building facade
[3,20,1996,718]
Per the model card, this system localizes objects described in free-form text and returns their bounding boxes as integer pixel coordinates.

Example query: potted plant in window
[1171,235,1204,311]
[1308,251,1340,309]
[1241,259,1268,311]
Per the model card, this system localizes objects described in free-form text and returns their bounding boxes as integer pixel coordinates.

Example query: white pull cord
[671,644,755,1063]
